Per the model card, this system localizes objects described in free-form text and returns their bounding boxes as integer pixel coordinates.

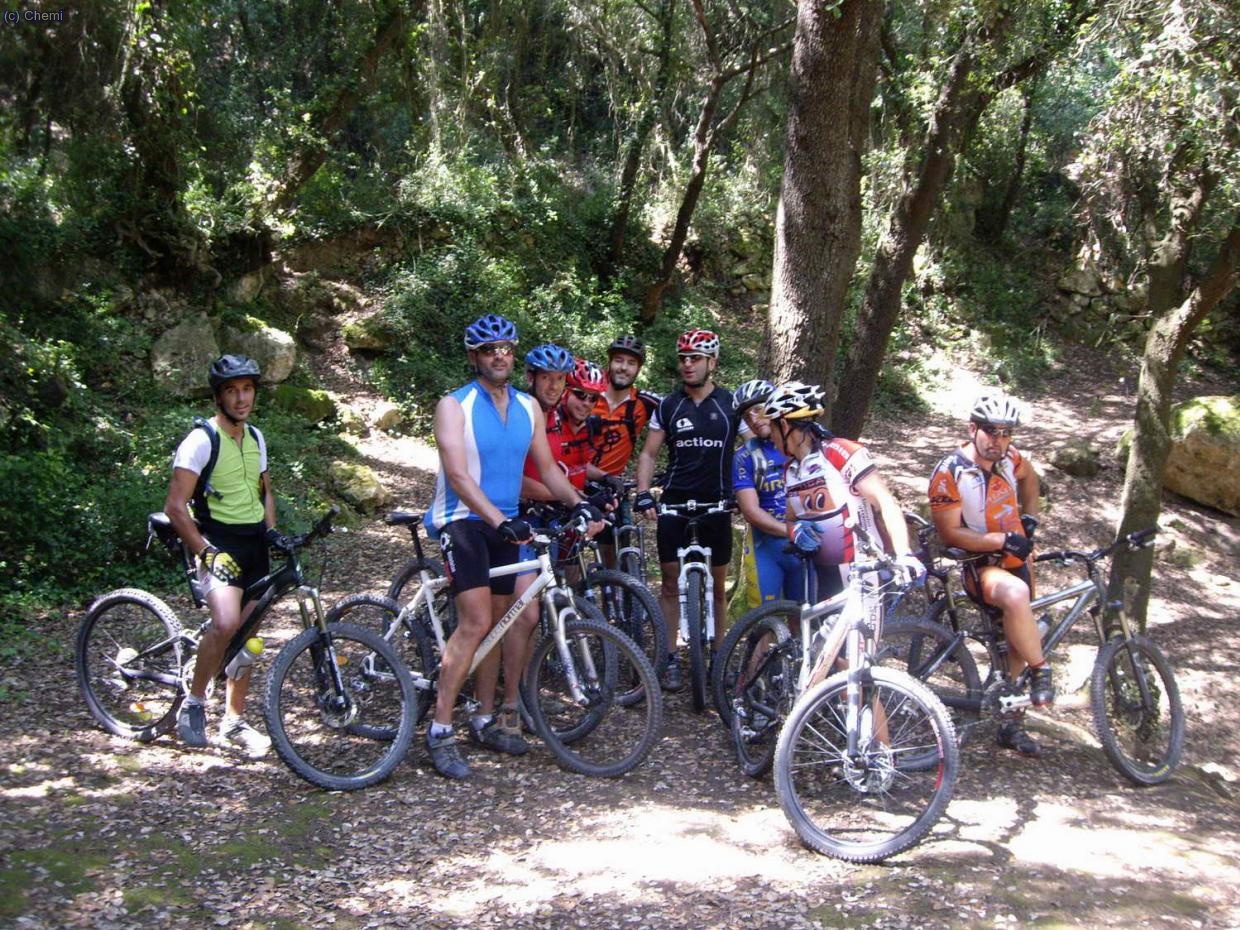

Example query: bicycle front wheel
[76,588,185,741]
[325,594,436,724]
[523,618,664,777]
[685,571,709,713]
[264,623,416,791]
[773,667,958,863]
[1090,635,1185,786]
[580,568,667,706]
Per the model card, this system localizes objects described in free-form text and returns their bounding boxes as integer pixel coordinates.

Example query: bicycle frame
[392,534,598,703]
[661,500,730,645]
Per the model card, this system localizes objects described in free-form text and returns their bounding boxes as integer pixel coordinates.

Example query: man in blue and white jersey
[732,379,805,605]
[423,314,602,780]
[634,328,738,691]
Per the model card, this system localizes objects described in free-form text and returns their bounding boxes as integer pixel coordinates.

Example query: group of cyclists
[168,313,1052,778]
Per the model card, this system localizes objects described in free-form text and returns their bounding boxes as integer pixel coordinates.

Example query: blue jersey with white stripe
[424,381,537,533]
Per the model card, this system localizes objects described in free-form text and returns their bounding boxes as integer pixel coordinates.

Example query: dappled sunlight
[1009,801,1240,881]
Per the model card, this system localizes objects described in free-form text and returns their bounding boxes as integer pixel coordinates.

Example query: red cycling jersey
[523,406,593,490]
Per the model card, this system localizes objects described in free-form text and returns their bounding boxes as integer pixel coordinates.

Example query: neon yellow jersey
[172,420,267,525]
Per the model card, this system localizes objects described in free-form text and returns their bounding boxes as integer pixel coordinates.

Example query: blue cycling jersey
[733,436,788,532]
[425,381,537,534]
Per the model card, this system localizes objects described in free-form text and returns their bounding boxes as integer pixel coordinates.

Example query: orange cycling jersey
[590,388,656,476]
[928,444,1030,569]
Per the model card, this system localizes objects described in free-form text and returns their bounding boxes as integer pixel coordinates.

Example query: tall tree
[831,0,1095,438]
[1073,0,1240,630]
[640,0,792,323]
[764,0,882,392]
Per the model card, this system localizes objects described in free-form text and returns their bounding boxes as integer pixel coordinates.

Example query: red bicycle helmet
[676,329,720,358]
[566,358,607,394]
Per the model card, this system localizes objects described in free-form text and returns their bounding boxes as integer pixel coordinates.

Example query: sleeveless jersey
[172,420,267,526]
[649,386,737,502]
[425,381,537,533]
[928,445,1029,569]
[732,436,788,534]
[783,438,879,566]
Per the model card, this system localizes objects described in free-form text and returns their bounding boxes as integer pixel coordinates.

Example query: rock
[1164,395,1240,516]
[371,401,403,432]
[741,273,768,292]
[227,271,266,304]
[337,404,368,436]
[1057,265,1103,296]
[150,313,220,396]
[329,461,391,513]
[220,320,297,384]
[342,315,399,352]
[272,385,337,423]
[1049,439,1102,477]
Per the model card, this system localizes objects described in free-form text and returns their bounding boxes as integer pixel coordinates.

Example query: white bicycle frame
[390,534,597,702]
[661,500,731,647]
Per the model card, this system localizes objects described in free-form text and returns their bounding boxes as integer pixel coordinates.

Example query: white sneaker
[218,717,271,758]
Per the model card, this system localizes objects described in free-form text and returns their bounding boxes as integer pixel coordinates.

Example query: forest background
[0,0,1237,649]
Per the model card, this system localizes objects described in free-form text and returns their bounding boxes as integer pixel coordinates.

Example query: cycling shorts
[656,511,732,567]
[197,522,270,596]
[749,530,808,603]
[438,520,520,595]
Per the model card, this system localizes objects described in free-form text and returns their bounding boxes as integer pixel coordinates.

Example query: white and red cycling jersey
[783,438,881,566]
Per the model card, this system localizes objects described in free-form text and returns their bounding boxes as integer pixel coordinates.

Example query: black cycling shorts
[655,511,733,567]
[438,519,520,595]
[201,522,270,593]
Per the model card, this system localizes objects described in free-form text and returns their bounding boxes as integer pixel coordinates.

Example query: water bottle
[1035,614,1050,642]
[224,637,264,679]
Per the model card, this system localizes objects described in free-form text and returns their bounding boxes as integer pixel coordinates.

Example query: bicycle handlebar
[287,507,340,551]
[657,499,734,517]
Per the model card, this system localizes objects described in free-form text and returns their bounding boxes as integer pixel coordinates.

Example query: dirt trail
[3,345,1238,930]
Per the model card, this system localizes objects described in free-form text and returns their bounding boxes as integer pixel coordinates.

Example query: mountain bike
[75,509,418,792]
[887,527,1185,785]
[326,512,664,777]
[769,537,959,863]
[658,498,734,712]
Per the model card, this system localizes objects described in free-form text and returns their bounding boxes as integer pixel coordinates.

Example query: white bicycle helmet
[969,392,1023,427]
[762,381,826,420]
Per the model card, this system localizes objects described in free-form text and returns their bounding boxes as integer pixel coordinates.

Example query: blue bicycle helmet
[733,379,775,415]
[524,343,575,373]
[463,314,519,350]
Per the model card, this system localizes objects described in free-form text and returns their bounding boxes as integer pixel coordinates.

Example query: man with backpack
[164,354,286,756]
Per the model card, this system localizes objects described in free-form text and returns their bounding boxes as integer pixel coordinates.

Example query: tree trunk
[1106,182,1237,633]
[830,43,980,438]
[640,75,723,324]
[764,0,882,395]
[975,81,1036,242]
[272,6,406,212]
[602,0,677,282]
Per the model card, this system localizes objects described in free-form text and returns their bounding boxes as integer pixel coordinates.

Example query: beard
[609,370,634,390]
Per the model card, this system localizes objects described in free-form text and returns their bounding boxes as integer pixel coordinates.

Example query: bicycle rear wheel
[325,594,436,724]
[580,568,667,706]
[877,618,982,744]
[523,618,663,777]
[773,667,958,863]
[685,571,709,713]
[731,624,797,778]
[713,600,799,729]
[264,622,416,791]
[76,588,185,741]
[1090,635,1185,786]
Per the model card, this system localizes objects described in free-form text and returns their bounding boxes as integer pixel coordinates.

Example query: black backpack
[187,416,262,524]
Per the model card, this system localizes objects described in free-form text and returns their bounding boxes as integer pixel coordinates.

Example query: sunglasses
[476,343,515,357]
[568,389,599,403]
[678,353,708,364]
[978,424,1016,438]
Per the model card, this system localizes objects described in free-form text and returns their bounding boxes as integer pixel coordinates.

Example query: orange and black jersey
[928,445,1031,569]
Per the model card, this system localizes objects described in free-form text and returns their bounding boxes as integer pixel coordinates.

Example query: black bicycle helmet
[733,379,775,415]
[208,354,261,393]
[607,334,646,362]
